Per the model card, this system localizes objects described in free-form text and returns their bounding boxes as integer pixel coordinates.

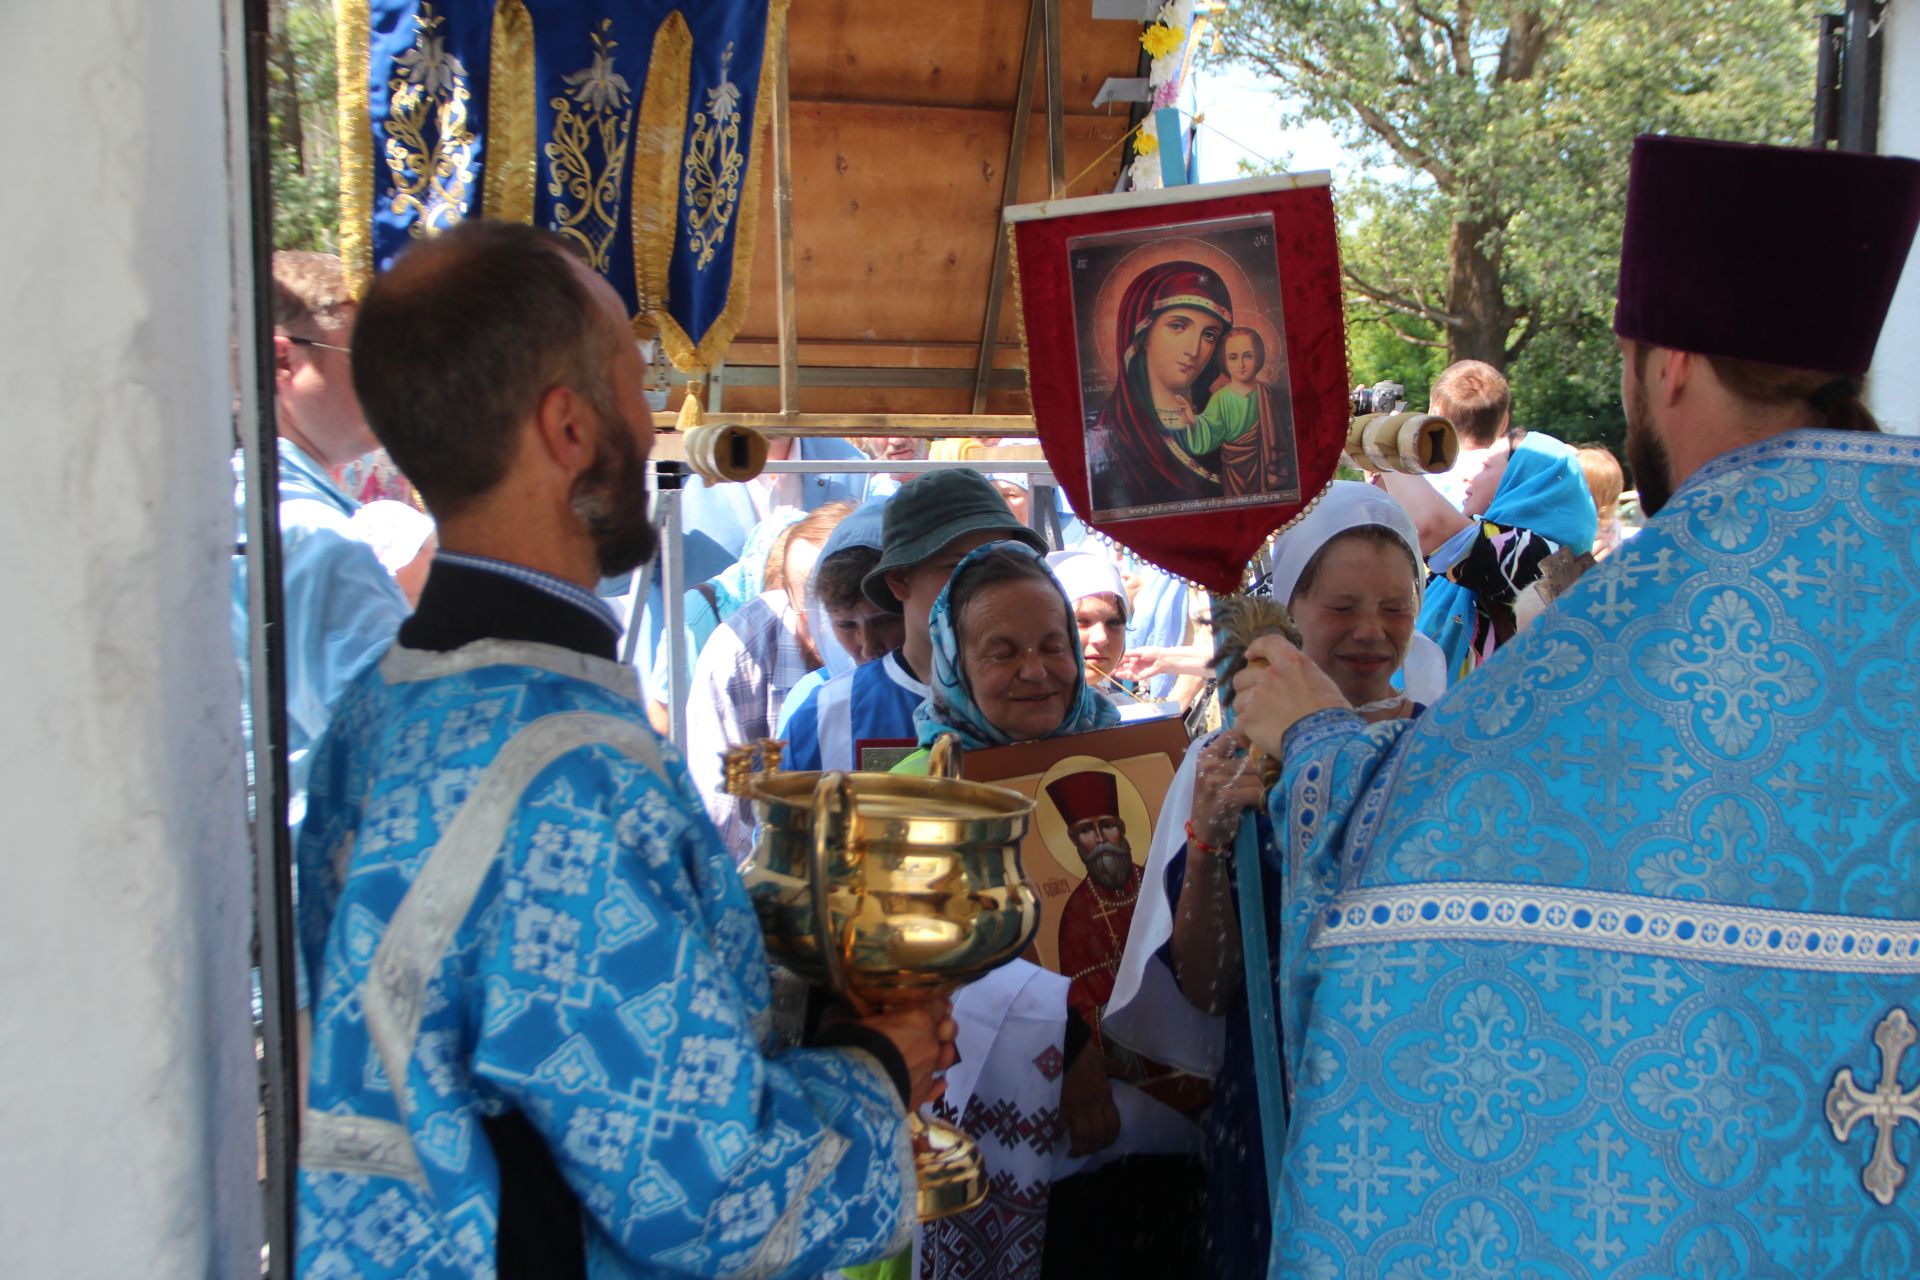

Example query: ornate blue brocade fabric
[356,0,777,363]
[1264,431,1920,1278]
[295,640,912,1278]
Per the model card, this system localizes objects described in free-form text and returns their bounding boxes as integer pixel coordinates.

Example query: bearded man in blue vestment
[1228,136,1920,1278]
[294,220,953,1278]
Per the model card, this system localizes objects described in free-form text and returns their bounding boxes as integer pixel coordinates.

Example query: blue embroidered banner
[341,0,782,372]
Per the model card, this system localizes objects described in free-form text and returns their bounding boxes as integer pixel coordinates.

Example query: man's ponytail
[1705,357,1882,434]
[1809,377,1879,433]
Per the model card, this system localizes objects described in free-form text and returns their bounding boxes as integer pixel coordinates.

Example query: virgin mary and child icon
[1071,217,1305,523]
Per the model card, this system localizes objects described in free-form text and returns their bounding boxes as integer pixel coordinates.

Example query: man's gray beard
[1086,844,1131,891]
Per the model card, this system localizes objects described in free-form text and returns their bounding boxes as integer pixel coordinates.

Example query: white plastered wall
[0,1,260,1275]
[1875,2,1920,435]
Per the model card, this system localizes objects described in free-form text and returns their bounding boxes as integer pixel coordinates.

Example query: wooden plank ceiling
[694,0,1143,417]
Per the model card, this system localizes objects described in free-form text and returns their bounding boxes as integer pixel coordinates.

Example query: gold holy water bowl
[728,733,1040,1220]
[745,772,1042,1007]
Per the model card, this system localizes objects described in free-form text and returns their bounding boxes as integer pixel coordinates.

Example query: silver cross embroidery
[1826,1007,1920,1206]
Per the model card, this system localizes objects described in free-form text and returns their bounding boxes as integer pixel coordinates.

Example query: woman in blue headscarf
[1402,430,1599,679]
[894,540,1119,766]
[885,543,1206,1280]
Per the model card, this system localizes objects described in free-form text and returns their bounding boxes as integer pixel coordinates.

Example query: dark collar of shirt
[399,554,620,661]
[890,645,919,682]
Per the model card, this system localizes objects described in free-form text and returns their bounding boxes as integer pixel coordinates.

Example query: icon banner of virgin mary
[1006,174,1349,593]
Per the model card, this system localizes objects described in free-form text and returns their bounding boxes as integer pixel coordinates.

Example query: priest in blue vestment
[1228,136,1920,1277]
[294,220,951,1278]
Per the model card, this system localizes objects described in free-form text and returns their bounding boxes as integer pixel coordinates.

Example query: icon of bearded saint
[1047,770,1146,1049]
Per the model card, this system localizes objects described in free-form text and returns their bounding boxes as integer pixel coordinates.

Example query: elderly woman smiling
[898,542,1118,761]
[890,543,1208,1279]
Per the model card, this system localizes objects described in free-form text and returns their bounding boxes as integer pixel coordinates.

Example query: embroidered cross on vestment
[1827,1007,1920,1206]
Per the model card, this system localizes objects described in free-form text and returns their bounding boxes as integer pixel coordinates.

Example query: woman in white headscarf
[1102,481,1436,1276]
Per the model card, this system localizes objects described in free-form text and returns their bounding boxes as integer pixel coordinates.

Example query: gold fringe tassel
[630,12,693,344]
[676,384,705,430]
[483,0,536,224]
[336,0,375,296]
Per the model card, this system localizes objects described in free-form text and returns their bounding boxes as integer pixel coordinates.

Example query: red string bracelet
[1185,820,1223,856]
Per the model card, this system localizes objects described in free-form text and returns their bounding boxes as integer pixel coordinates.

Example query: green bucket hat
[862,468,1048,611]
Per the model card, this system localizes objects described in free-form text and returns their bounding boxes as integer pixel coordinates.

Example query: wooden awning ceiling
[683,0,1145,422]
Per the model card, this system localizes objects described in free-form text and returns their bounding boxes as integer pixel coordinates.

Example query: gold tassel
[677,384,705,431]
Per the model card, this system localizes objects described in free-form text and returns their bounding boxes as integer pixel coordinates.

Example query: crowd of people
[235,130,1920,1278]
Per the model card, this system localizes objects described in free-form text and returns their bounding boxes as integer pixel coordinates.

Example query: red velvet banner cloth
[1012,183,1348,594]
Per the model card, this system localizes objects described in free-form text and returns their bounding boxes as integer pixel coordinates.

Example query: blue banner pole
[1230,768,1287,1199]
[1215,608,1287,1200]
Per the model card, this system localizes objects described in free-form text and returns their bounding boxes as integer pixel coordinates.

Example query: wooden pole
[693,412,1034,437]
[772,22,800,415]
[1043,0,1067,199]
[971,0,1045,415]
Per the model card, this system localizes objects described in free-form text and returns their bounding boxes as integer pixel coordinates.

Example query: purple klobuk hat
[1614,135,1920,374]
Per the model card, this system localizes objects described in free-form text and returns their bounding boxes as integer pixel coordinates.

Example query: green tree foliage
[1347,301,1446,413]
[1220,1,1822,447]
[269,0,341,252]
